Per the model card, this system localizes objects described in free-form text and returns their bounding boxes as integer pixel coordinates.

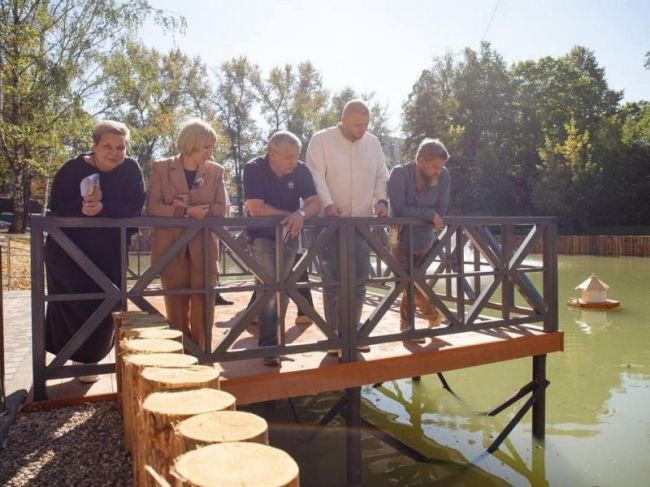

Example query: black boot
[215,293,233,305]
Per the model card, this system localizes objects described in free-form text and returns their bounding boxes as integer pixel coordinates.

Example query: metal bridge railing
[30,215,558,400]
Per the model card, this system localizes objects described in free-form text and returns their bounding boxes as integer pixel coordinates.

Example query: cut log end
[141,366,220,388]
[142,388,236,417]
[176,411,268,445]
[172,442,299,487]
[122,338,183,355]
[124,353,198,368]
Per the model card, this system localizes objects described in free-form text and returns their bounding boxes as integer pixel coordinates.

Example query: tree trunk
[10,166,30,234]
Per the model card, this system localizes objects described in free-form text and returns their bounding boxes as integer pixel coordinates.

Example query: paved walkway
[2,290,33,398]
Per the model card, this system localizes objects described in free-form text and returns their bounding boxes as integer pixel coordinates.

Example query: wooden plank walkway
[39,290,563,404]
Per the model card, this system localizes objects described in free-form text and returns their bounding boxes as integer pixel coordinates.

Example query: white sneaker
[78,374,100,384]
[73,361,100,383]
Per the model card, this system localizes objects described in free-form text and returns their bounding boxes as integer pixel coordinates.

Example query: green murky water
[245,255,650,486]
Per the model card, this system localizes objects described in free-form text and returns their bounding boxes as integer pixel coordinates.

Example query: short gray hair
[267,130,302,153]
[176,118,217,155]
[416,138,449,161]
[92,120,130,144]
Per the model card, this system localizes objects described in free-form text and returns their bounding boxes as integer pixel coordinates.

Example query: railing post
[543,220,558,332]
[275,224,285,348]
[502,224,514,321]
[455,226,466,323]
[203,223,212,353]
[120,226,127,311]
[30,218,47,400]
[341,223,356,361]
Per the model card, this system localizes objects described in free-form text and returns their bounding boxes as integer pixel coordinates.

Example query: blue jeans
[250,237,298,348]
[319,228,370,335]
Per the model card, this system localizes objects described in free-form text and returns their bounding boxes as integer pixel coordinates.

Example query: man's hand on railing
[433,212,444,231]
[324,204,342,217]
[374,200,388,217]
[281,210,304,238]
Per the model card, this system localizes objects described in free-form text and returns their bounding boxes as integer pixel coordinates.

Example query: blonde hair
[92,120,130,144]
[176,119,218,155]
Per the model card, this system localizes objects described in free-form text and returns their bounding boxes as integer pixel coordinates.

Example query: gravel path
[0,401,131,486]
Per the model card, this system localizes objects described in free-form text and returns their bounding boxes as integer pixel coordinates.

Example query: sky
[141,0,650,134]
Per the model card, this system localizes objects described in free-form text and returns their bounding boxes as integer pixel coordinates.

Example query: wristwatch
[297,209,306,218]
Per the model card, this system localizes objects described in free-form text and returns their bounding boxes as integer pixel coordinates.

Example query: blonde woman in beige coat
[147,119,226,349]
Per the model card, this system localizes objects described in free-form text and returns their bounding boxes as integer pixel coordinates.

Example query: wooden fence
[516,235,650,256]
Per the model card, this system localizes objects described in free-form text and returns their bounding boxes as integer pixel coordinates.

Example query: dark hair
[416,138,449,161]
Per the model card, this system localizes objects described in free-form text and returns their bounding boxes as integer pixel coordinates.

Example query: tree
[0,0,183,233]
[449,44,516,214]
[532,118,598,231]
[401,66,451,157]
[252,64,295,134]
[213,56,262,215]
[286,61,328,155]
[99,41,224,177]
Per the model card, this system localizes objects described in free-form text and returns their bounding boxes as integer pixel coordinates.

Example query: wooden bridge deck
[39,290,563,404]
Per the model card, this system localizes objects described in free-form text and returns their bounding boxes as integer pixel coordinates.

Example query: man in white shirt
[306,99,389,353]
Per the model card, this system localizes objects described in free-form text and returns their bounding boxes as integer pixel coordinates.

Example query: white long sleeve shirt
[306,125,389,217]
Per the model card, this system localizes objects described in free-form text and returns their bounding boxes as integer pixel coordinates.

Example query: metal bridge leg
[345,387,362,487]
[532,354,547,439]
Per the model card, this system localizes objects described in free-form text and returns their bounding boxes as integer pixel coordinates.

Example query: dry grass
[1,234,32,291]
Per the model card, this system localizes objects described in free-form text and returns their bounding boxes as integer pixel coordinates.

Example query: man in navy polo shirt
[243,131,321,366]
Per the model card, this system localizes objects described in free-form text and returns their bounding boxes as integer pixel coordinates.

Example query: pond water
[245,255,650,486]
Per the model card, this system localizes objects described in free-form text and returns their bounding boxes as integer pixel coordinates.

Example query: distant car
[0,220,10,229]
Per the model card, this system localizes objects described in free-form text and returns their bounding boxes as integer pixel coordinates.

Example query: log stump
[133,366,221,481]
[140,388,236,486]
[121,324,170,339]
[174,411,268,456]
[119,339,186,451]
[136,329,184,342]
[171,442,300,487]
[115,310,168,326]
[113,311,169,395]
[139,366,220,396]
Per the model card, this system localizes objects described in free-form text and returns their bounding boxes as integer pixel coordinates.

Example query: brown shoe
[428,312,444,327]
[295,315,313,326]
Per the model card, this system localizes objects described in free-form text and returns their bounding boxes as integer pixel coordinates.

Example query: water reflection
[574,309,612,335]
[244,255,649,486]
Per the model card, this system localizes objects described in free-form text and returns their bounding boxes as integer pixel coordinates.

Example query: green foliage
[213,56,263,214]
[99,41,225,177]
[400,43,647,229]
[0,0,183,232]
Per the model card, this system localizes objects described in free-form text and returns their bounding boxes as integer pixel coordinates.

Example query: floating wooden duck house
[568,274,620,309]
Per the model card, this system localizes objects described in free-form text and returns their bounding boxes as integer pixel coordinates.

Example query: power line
[482,0,500,42]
